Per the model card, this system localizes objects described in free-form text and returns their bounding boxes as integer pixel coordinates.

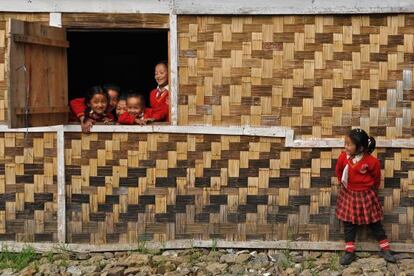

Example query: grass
[188,249,203,265]
[0,245,38,271]
[328,252,341,271]
[211,239,218,252]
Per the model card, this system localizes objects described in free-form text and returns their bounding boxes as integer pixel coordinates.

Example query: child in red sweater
[70,84,120,130]
[335,128,395,265]
[70,86,114,133]
[118,93,166,125]
[149,62,169,122]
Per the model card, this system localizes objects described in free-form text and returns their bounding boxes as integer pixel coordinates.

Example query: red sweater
[69,97,115,121]
[117,108,166,125]
[69,98,87,119]
[149,88,169,122]
[335,151,381,191]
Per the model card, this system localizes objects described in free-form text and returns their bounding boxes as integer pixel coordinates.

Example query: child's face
[116,100,127,117]
[89,94,108,115]
[127,97,144,117]
[344,136,358,156]
[155,64,168,86]
[107,89,119,111]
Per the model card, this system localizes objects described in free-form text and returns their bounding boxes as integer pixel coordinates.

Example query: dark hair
[156,61,168,69]
[118,93,128,101]
[126,91,146,107]
[83,86,108,123]
[347,128,376,154]
[103,84,121,96]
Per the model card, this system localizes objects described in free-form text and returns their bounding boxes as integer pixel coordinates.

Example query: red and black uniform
[335,151,390,253]
[117,108,165,125]
[149,86,169,122]
[69,98,115,122]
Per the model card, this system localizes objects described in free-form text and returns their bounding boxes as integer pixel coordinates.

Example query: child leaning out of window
[117,93,165,125]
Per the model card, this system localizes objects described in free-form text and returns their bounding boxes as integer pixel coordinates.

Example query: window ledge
[0,124,412,148]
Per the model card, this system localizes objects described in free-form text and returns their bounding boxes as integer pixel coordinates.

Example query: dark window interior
[67,29,168,106]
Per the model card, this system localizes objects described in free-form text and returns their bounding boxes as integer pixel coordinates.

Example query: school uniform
[117,108,165,125]
[335,151,390,253]
[69,97,116,121]
[69,98,87,121]
[149,85,169,122]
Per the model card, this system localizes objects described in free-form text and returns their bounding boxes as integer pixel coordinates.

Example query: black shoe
[379,250,396,263]
[340,252,356,265]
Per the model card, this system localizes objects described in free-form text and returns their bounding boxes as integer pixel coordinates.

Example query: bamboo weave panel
[0,132,57,242]
[65,132,414,244]
[178,15,414,139]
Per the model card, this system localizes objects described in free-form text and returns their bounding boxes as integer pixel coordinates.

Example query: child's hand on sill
[81,119,94,133]
[135,118,147,125]
[103,117,114,124]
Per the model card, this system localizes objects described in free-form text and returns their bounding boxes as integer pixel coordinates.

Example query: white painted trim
[0,0,412,14]
[56,126,66,243]
[173,0,414,14]
[63,124,289,137]
[0,0,171,14]
[2,124,414,148]
[169,12,178,126]
[0,240,413,253]
[49,12,62,28]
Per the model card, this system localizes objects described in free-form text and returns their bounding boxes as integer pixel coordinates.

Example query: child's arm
[103,113,115,124]
[370,159,381,189]
[69,98,87,121]
[148,107,168,122]
[117,113,136,125]
[335,152,346,184]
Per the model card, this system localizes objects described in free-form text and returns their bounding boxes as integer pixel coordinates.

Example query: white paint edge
[0,0,171,14]
[1,124,414,148]
[173,0,414,14]
[0,0,413,14]
[169,12,179,126]
[49,12,62,28]
[0,240,413,253]
[56,126,66,243]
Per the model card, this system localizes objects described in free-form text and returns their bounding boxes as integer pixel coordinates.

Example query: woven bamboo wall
[178,15,414,139]
[0,133,57,242]
[0,13,49,123]
[64,132,413,244]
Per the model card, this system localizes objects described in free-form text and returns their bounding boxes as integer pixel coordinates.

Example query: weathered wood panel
[0,13,49,123]
[62,13,169,29]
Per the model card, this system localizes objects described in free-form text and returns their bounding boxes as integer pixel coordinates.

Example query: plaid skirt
[336,186,383,225]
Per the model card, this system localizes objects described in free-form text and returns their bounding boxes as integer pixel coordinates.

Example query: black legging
[343,221,387,242]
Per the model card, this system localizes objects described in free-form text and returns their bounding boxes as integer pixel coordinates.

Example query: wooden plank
[0,240,413,253]
[169,13,178,125]
[62,13,169,29]
[15,106,69,115]
[56,126,66,243]
[13,34,69,48]
[7,19,68,128]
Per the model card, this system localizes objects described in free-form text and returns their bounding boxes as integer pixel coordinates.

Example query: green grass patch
[0,245,38,271]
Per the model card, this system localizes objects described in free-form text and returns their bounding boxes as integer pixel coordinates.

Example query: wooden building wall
[0,13,412,245]
[178,15,414,140]
[0,133,57,242]
[63,132,414,244]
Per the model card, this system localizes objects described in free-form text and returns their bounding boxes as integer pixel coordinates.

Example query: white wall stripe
[1,124,414,148]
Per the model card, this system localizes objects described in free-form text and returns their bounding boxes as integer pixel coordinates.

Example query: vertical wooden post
[169,12,178,125]
[56,126,66,243]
